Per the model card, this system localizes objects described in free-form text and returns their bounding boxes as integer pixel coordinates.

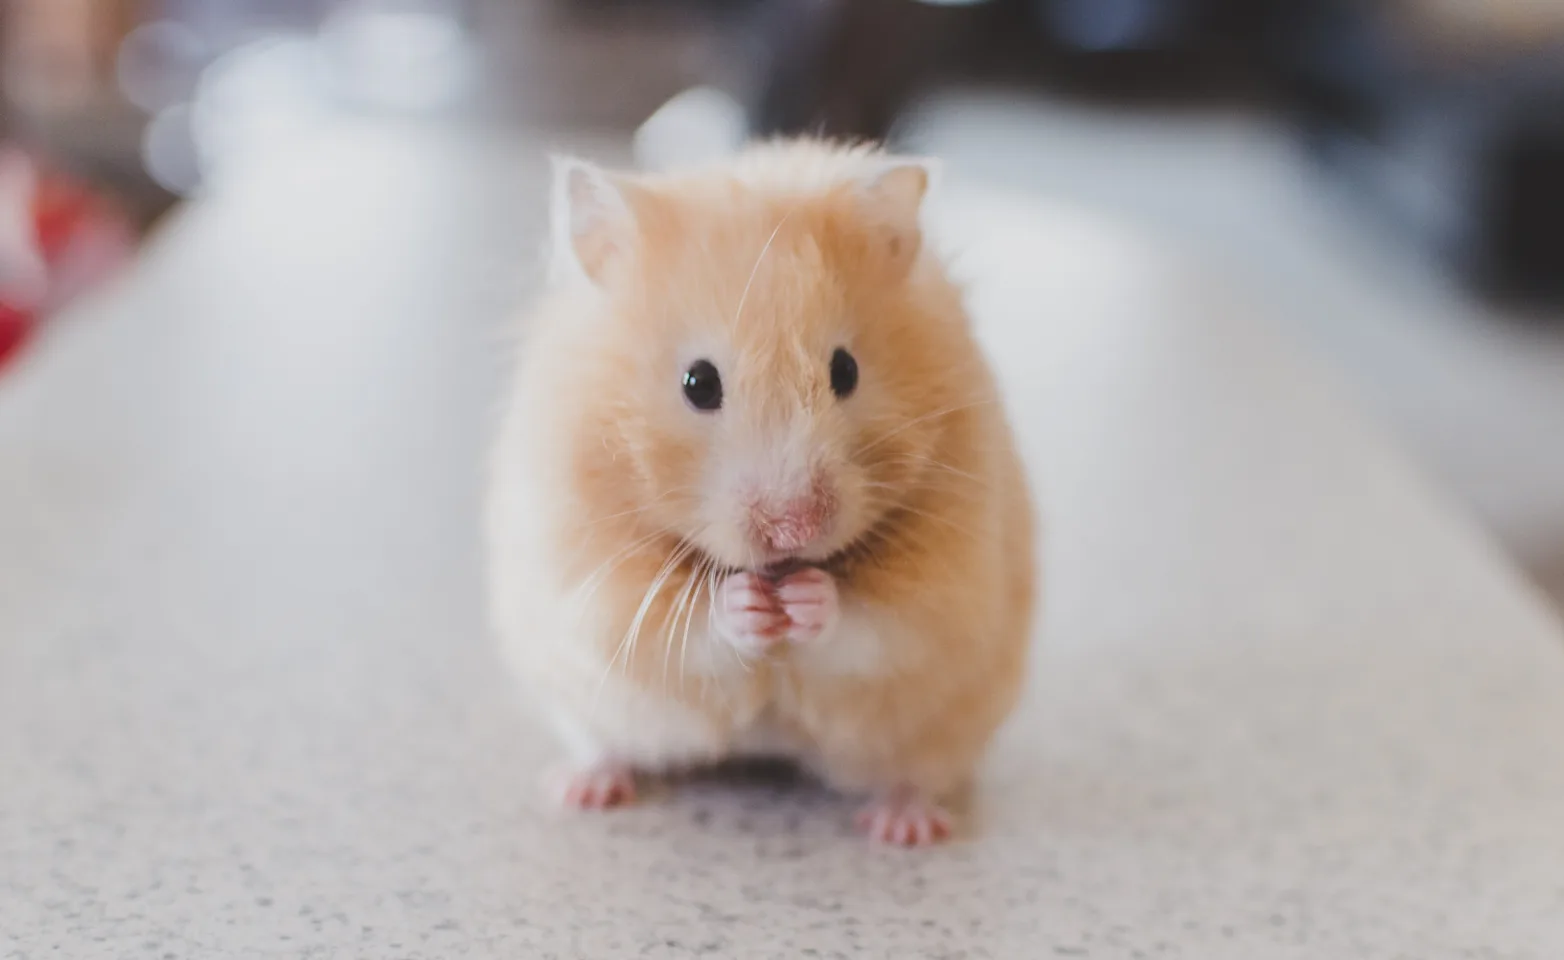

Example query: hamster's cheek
[823,463,879,548]
[635,423,716,520]
[686,486,752,569]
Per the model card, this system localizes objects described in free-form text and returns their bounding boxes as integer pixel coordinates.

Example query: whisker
[861,477,987,504]
[592,540,692,714]
[734,208,795,327]
[886,454,991,489]
[857,497,981,541]
[580,486,696,530]
[690,559,719,689]
[661,557,700,693]
[675,555,710,695]
[626,541,695,670]
[854,398,997,457]
[568,526,669,625]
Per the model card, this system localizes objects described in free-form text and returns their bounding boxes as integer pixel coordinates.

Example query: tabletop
[3,121,1564,959]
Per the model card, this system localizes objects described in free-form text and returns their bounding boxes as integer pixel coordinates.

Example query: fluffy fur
[487,139,1037,843]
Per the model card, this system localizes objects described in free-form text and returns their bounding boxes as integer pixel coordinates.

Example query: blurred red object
[0,303,28,366]
[0,150,134,371]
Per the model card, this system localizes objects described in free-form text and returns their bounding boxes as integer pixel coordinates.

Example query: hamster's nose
[750,493,834,554]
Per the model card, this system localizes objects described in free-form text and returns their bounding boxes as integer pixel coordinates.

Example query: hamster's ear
[856,157,938,278]
[551,156,635,287]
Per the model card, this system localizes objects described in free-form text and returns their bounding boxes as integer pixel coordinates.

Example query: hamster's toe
[714,571,788,653]
[773,567,839,643]
[854,791,954,846]
[552,763,637,811]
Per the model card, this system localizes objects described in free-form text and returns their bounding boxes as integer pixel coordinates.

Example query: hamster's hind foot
[551,762,637,811]
[854,789,954,846]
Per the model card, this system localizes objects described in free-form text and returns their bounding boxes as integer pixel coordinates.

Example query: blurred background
[2,0,1563,605]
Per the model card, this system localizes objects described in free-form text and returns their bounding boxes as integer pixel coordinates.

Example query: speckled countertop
[3,125,1564,959]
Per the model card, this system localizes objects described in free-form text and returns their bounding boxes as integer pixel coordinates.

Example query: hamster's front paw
[714,571,788,655]
[774,567,839,644]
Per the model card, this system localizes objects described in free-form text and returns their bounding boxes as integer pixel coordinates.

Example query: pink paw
[854,793,954,846]
[773,567,839,644]
[714,572,788,654]
[553,763,636,811]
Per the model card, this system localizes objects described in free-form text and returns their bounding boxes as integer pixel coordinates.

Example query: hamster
[486,139,1037,845]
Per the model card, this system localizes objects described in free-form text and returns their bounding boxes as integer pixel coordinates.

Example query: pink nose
[752,496,832,553]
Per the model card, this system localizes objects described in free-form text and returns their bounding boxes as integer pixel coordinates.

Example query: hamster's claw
[773,567,839,644]
[553,763,637,810]
[855,792,954,846]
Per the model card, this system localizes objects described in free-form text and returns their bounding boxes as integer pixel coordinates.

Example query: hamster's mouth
[685,512,903,581]
[683,549,842,582]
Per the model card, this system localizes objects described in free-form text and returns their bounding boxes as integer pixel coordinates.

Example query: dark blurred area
[2,0,1563,600]
[744,0,1564,305]
[8,0,1560,301]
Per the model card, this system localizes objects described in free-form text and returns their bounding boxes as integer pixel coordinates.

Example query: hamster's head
[553,145,982,573]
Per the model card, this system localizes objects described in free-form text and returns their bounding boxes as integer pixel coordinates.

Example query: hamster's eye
[830,348,859,399]
[682,359,723,412]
